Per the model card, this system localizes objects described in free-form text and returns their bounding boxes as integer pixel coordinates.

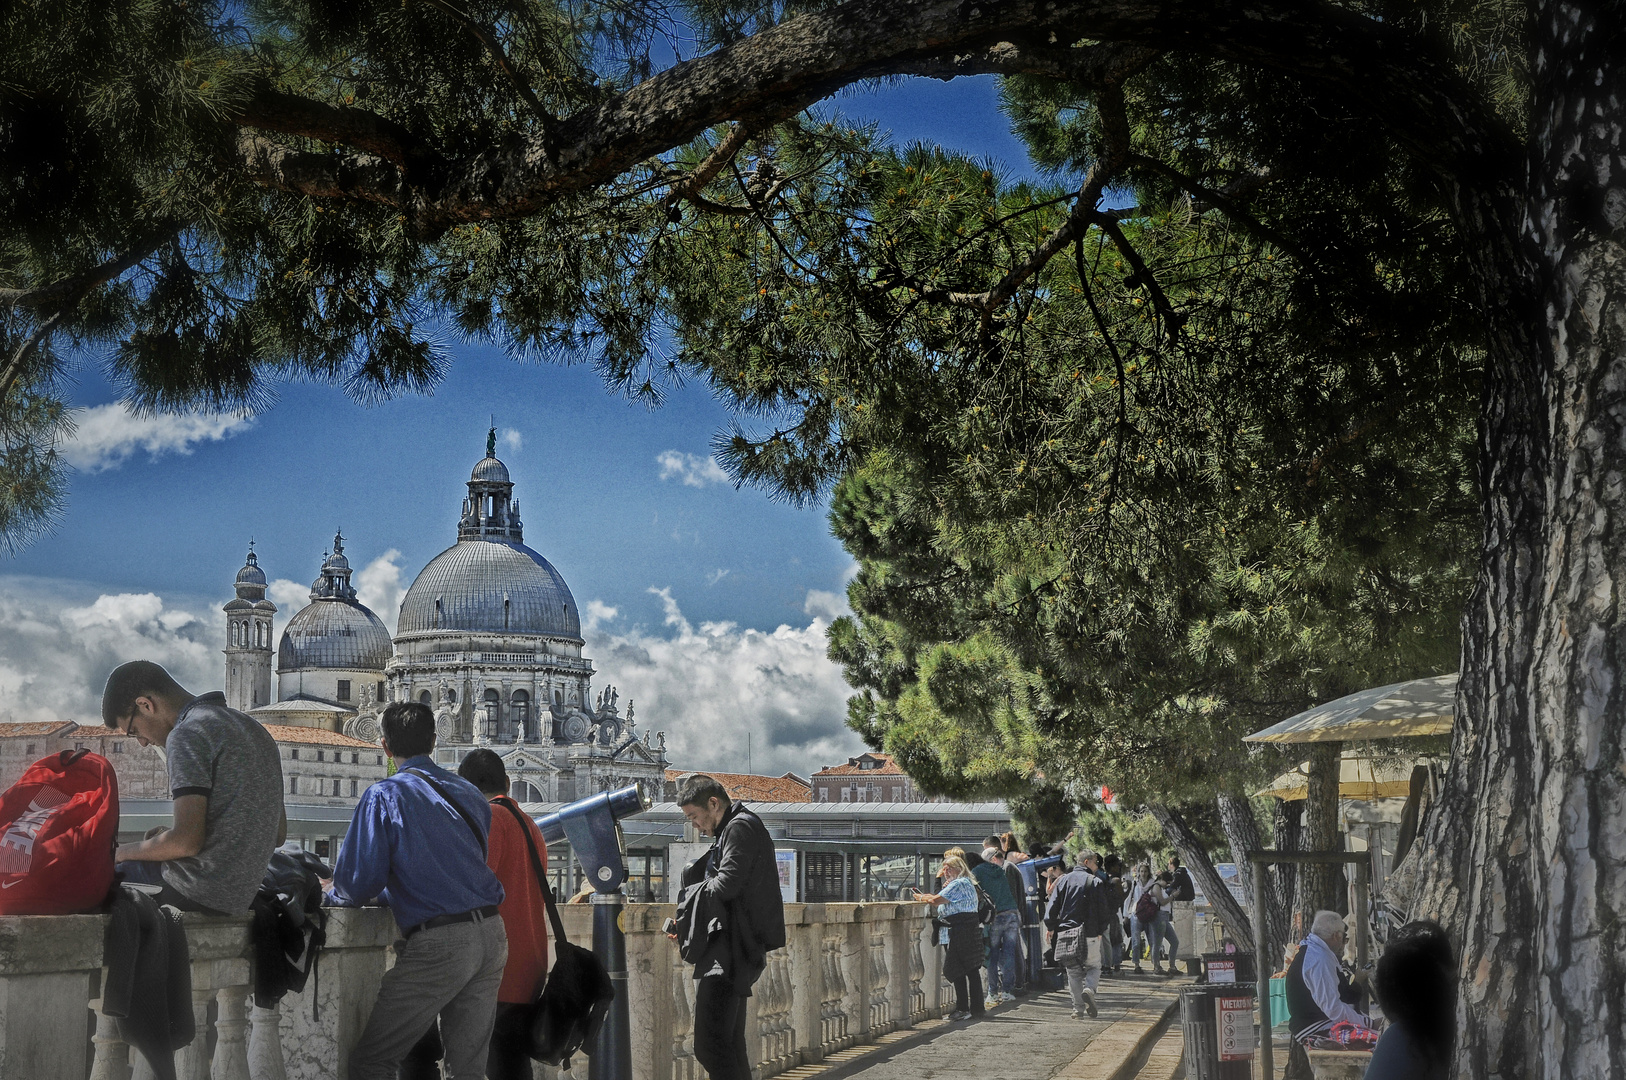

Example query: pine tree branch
[234,87,447,177]
[0,226,179,310]
[666,122,758,210]
[222,0,1513,233]
[1097,213,1184,338]
[0,311,63,407]
[1124,155,1303,261]
[416,0,562,138]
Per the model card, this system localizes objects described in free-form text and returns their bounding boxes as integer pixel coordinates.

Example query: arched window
[447,689,457,704]
[511,779,545,803]
[554,688,563,706]
[511,691,530,740]
[419,690,432,706]
[483,688,501,738]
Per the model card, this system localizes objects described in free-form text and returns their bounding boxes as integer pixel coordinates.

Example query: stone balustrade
[0,901,945,1080]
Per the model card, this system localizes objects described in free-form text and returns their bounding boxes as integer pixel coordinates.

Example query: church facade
[225,431,669,805]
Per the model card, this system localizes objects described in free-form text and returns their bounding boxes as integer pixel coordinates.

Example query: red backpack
[0,749,120,915]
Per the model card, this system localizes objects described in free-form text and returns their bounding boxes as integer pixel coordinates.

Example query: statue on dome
[487,426,497,457]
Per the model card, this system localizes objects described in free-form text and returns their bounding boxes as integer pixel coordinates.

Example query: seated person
[1285,910,1370,1045]
[102,660,285,914]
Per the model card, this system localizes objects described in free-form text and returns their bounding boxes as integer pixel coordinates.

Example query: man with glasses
[102,660,285,914]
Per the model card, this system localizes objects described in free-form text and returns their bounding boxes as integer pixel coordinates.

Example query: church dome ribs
[396,540,582,640]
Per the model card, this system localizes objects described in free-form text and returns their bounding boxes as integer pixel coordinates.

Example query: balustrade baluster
[89,1007,131,1080]
[212,985,252,1080]
[175,985,214,1080]
[247,1003,287,1080]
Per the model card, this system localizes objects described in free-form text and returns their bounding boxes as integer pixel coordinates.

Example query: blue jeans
[1156,909,1180,965]
[987,910,1021,995]
[1129,916,1163,968]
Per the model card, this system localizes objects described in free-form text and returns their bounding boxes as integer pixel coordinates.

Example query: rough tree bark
[1294,742,1343,921]
[1216,793,1292,972]
[1413,3,1626,1076]
[1146,802,1253,956]
[1272,798,1302,942]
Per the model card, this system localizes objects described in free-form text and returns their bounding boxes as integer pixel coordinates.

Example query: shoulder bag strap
[497,797,570,947]
[403,768,487,859]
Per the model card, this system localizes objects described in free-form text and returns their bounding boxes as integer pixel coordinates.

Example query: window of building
[25,743,35,755]
[840,788,851,802]
[350,753,358,764]
[290,748,299,760]
[349,779,358,797]
[75,742,88,751]
[511,779,545,803]
[511,690,530,737]
[818,788,829,802]
[112,742,124,754]
[333,779,342,796]
[316,750,325,762]
[336,680,351,702]
[419,690,432,706]
[554,689,563,706]
[376,681,385,701]
[289,776,298,795]
[375,755,383,765]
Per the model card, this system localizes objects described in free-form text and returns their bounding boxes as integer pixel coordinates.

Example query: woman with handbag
[913,855,986,1022]
[459,749,552,1080]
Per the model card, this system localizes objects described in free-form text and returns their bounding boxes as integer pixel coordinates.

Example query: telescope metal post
[590,890,632,1080]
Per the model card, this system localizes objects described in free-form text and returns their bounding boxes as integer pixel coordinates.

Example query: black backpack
[250,848,330,1016]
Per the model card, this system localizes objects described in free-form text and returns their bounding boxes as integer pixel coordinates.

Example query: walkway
[776,972,1196,1080]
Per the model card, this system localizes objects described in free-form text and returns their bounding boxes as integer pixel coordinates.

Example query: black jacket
[103,887,194,1080]
[1044,868,1116,937]
[692,802,786,991]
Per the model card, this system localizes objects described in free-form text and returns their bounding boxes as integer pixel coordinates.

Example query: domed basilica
[226,430,669,804]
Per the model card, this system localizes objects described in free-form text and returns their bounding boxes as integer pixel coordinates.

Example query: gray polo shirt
[161,693,284,913]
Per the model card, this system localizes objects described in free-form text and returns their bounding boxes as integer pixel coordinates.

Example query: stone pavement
[784,971,1195,1080]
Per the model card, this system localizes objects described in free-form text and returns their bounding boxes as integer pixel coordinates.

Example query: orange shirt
[486,795,551,1003]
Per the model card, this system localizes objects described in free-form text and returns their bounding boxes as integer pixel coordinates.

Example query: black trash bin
[1200,951,1256,984]
[1179,982,1257,1080]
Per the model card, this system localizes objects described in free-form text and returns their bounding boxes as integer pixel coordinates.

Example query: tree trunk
[1294,742,1343,922]
[1412,4,1626,1076]
[1272,798,1303,940]
[1146,802,1252,957]
[1216,793,1292,974]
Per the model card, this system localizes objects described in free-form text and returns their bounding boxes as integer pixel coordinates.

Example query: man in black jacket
[674,775,786,1080]
[1044,851,1116,1019]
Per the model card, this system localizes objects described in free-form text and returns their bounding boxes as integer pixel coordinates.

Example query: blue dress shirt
[324,755,505,931]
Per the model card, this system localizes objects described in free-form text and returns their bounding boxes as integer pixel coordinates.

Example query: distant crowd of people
[912,834,1195,1021]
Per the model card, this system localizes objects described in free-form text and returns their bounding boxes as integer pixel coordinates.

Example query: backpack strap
[403,768,487,859]
[496,797,569,947]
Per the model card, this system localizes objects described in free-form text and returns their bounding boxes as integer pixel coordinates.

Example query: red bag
[0,749,120,914]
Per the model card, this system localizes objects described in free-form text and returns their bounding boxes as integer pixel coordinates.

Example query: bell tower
[224,544,277,711]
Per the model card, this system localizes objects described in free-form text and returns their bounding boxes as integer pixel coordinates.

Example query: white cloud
[803,589,850,621]
[500,428,523,453]
[269,578,310,612]
[60,403,253,473]
[583,600,619,634]
[656,450,730,488]
[355,549,407,634]
[707,568,731,587]
[0,579,218,726]
[585,588,865,778]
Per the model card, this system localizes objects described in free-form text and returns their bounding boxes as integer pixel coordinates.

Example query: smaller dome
[278,600,392,672]
[237,557,267,587]
[471,456,511,484]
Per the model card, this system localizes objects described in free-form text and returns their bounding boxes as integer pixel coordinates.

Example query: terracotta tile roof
[665,769,812,803]
[0,721,77,738]
[813,753,905,777]
[260,724,382,749]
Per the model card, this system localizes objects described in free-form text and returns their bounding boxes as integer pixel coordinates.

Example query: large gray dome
[278,599,392,672]
[397,540,582,640]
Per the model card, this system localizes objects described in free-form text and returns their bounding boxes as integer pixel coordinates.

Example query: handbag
[496,799,616,1066]
[1054,926,1084,964]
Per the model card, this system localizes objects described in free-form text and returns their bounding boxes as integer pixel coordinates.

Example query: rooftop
[260,724,382,749]
[0,721,77,738]
[665,768,812,803]
[814,752,905,777]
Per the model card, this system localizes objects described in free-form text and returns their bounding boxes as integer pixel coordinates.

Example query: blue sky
[0,77,1041,775]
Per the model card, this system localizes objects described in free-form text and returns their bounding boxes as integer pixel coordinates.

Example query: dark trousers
[404,1002,531,1080]
[693,976,751,1080]
[951,970,985,1015]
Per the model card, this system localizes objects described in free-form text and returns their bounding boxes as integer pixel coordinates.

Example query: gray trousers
[1062,937,1103,1013]
[349,914,509,1080]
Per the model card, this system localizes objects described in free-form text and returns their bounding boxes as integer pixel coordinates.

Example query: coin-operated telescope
[1015,854,1064,985]
[534,784,651,1080]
